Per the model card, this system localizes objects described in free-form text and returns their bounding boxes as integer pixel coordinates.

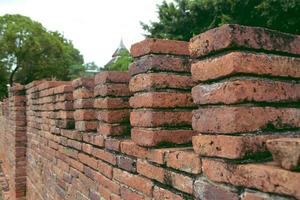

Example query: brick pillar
[7,84,27,200]
[94,71,131,138]
[129,38,197,147]
[72,77,97,132]
[191,24,300,199]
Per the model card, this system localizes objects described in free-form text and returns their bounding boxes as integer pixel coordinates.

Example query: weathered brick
[98,123,129,136]
[94,84,130,97]
[129,73,195,92]
[193,107,300,134]
[97,159,113,179]
[95,71,130,85]
[192,134,300,159]
[190,24,300,58]
[129,54,190,76]
[130,110,192,127]
[241,190,291,200]
[267,138,300,170]
[75,121,98,132]
[153,186,185,200]
[132,128,197,147]
[194,178,239,200]
[130,92,194,108]
[97,110,129,123]
[113,168,153,196]
[120,187,146,200]
[72,77,94,89]
[78,153,98,170]
[137,159,165,182]
[94,172,120,195]
[74,110,96,121]
[105,138,121,151]
[202,159,300,199]
[94,97,129,109]
[167,149,201,174]
[92,148,117,165]
[192,78,300,105]
[131,38,189,58]
[117,155,137,173]
[73,88,94,99]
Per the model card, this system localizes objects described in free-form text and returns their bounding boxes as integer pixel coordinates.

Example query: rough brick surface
[267,138,300,170]
[131,38,189,58]
[192,78,300,105]
[190,24,300,58]
[193,107,300,134]
[191,52,300,82]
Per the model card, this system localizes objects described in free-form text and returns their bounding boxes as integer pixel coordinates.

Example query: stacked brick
[72,77,97,133]
[191,24,300,199]
[6,84,27,200]
[94,71,131,138]
[25,81,75,200]
[129,38,197,147]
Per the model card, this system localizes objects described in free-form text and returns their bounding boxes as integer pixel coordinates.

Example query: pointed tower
[105,38,129,67]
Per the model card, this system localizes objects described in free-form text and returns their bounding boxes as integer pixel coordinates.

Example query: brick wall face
[0,24,299,200]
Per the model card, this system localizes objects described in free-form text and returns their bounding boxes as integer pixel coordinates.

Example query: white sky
[0,0,168,67]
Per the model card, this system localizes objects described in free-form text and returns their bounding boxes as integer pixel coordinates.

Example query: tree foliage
[142,0,300,41]
[104,50,133,71]
[0,14,84,99]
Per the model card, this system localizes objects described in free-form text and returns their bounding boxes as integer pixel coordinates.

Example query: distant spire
[119,38,126,49]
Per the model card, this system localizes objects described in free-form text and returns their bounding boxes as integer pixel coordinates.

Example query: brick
[267,138,300,170]
[192,134,300,159]
[73,88,93,99]
[95,71,130,85]
[130,92,194,108]
[97,110,129,123]
[241,190,291,200]
[137,159,165,182]
[129,73,195,92]
[130,110,192,127]
[194,178,239,200]
[192,52,300,82]
[153,186,185,200]
[189,24,300,58]
[98,185,112,200]
[113,168,153,196]
[120,187,145,200]
[53,85,73,94]
[131,38,189,58]
[74,99,94,109]
[78,153,98,170]
[75,121,98,132]
[120,140,148,159]
[94,84,130,97]
[132,128,197,147]
[129,54,190,76]
[165,170,193,194]
[74,110,96,121]
[202,159,300,199]
[94,172,120,195]
[67,139,82,150]
[82,143,93,154]
[72,77,94,89]
[98,123,129,136]
[92,148,117,165]
[192,78,300,105]
[97,160,113,179]
[67,158,84,172]
[193,107,300,134]
[167,149,201,174]
[94,97,129,109]
[105,138,121,151]
[117,155,137,173]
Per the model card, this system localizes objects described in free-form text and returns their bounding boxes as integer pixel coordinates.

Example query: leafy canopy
[0,14,85,99]
[142,0,300,41]
[104,49,133,71]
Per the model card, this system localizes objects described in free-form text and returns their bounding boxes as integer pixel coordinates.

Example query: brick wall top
[189,24,300,58]
[95,71,130,85]
[130,38,189,58]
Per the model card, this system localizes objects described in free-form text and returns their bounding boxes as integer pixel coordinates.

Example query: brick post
[129,38,197,147]
[191,24,300,199]
[6,84,27,200]
[94,71,131,138]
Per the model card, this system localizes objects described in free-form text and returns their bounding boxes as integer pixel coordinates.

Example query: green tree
[104,50,132,71]
[142,0,300,41]
[0,14,84,88]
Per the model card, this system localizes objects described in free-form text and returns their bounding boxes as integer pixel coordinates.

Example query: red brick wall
[0,24,299,200]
